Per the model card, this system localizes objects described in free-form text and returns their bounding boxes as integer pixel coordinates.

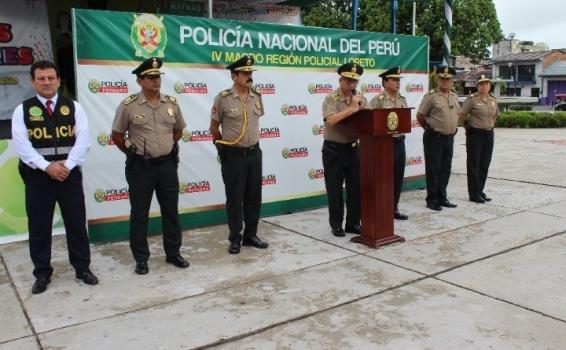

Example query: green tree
[303,0,503,63]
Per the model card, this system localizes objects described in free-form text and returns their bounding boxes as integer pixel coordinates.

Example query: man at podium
[370,66,409,221]
[321,63,368,237]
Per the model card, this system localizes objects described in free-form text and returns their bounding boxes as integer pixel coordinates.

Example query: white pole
[412,2,416,36]
[209,0,213,19]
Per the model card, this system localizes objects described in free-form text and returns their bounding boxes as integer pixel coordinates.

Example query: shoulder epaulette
[250,86,261,95]
[329,92,340,102]
[122,94,138,105]
[378,93,385,100]
[427,89,435,95]
[398,93,406,99]
[220,89,232,97]
[165,95,177,104]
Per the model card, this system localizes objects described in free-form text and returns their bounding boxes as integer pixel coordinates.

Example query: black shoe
[32,276,51,294]
[481,193,492,202]
[229,241,241,254]
[426,203,442,211]
[75,270,99,285]
[331,227,345,237]
[135,261,149,275]
[242,236,269,249]
[344,225,361,234]
[165,255,190,268]
[394,210,409,220]
[439,200,458,208]
[469,197,486,204]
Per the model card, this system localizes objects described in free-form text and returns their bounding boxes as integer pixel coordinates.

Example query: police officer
[11,60,98,294]
[370,66,409,220]
[322,63,367,237]
[460,75,499,203]
[416,66,460,211]
[210,56,269,254]
[112,57,189,274]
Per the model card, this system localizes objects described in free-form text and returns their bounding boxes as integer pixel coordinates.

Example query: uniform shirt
[322,88,368,143]
[211,85,264,148]
[461,93,499,129]
[370,91,408,138]
[112,92,186,157]
[417,89,461,135]
[11,94,91,171]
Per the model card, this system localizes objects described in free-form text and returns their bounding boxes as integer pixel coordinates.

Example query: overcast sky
[493,0,566,49]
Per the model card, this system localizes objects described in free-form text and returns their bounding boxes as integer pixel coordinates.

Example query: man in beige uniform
[416,66,460,211]
[370,66,409,220]
[322,62,368,237]
[460,74,499,203]
[112,57,189,274]
[210,55,268,254]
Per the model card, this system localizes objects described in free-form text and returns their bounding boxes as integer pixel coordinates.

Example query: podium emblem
[386,111,399,131]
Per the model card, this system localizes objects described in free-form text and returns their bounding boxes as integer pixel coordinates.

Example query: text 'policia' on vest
[22,96,76,161]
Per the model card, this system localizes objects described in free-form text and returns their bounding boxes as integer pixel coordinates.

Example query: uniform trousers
[20,165,90,278]
[423,129,455,206]
[466,127,494,199]
[125,154,181,262]
[219,144,263,243]
[322,140,360,230]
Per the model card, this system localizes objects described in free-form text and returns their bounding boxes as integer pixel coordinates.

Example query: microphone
[352,89,362,107]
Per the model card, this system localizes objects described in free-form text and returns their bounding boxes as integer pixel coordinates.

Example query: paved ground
[1,128,565,350]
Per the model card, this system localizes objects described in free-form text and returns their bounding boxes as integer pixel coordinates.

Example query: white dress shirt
[11,94,91,171]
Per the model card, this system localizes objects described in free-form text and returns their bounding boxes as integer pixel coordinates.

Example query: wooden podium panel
[340,108,412,248]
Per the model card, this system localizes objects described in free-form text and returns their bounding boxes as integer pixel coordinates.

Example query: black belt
[425,128,456,138]
[132,152,173,164]
[393,135,406,142]
[469,126,494,133]
[323,140,359,149]
[222,143,260,155]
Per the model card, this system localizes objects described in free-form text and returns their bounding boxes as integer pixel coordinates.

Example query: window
[499,65,513,79]
[518,65,535,82]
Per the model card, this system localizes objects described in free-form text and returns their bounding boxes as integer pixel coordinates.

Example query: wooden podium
[340,107,412,248]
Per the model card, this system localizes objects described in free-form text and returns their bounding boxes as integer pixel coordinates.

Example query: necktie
[46,100,53,116]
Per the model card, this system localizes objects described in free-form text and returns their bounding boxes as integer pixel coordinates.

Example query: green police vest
[23,96,76,161]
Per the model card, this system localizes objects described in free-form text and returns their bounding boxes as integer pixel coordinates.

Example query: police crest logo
[308,169,317,179]
[88,79,101,93]
[280,104,290,116]
[178,182,188,194]
[312,124,321,135]
[60,105,70,116]
[94,189,106,203]
[97,133,110,146]
[307,84,316,94]
[174,81,184,94]
[181,130,191,142]
[281,147,290,159]
[29,106,42,117]
[131,14,167,58]
[387,111,399,131]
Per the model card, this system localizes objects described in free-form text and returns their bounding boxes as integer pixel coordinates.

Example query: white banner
[79,65,426,222]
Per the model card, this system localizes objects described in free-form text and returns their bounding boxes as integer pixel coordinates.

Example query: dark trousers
[220,145,262,243]
[20,167,90,278]
[393,136,406,211]
[466,127,494,199]
[322,140,360,229]
[423,129,454,205]
[125,156,182,262]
